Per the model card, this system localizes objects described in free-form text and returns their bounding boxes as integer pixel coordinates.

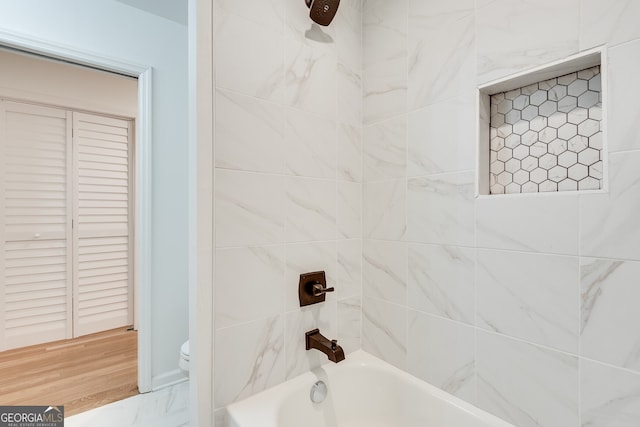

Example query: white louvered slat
[1,101,133,349]
[1,100,73,350]
[73,112,133,337]
[1,102,73,350]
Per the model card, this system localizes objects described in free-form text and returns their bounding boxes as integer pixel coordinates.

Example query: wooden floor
[0,327,138,416]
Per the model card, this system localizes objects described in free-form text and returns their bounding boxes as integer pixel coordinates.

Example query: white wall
[362,0,640,426]
[211,0,363,422]
[0,0,189,388]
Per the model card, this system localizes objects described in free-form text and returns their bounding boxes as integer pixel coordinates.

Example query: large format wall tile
[581,359,640,427]
[215,170,285,247]
[476,194,579,255]
[337,123,363,182]
[580,0,640,50]
[408,310,475,402]
[285,38,338,119]
[284,108,337,179]
[362,297,407,370]
[408,244,474,325]
[581,258,640,372]
[337,63,363,127]
[217,0,284,32]
[284,241,338,311]
[285,176,336,242]
[363,179,407,240]
[407,172,475,246]
[214,316,285,408]
[363,115,407,182]
[408,98,476,176]
[476,249,579,353]
[477,331,579,427]
[476,0,579,83]
[363,239,407,306]
[215,12,285,102]
[215,246,285,329]
[215,89,285,174]
[284,302,337,379]
[338,296,362,355]
[408,0,475,109]
[607,41,640,153]
[337,239,362,300]
[580,151,640,260]
[363,0,408,123]
[337,181,362,239]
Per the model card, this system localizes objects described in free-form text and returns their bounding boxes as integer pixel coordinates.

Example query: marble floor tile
[66,382,189,427]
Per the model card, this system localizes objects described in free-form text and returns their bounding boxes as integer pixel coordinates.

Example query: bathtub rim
[225,350,515,427]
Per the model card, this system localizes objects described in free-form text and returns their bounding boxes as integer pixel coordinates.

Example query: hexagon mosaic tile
[489,66,602,194]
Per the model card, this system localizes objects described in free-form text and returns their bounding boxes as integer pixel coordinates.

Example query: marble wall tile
[337,122,363,182]
[338,296,362,355]
[408,98,476,176]
[337,239,362,300]
[215,89,285,174]
[581,359,640,427]
[476,194,579,255]
[363,0,408,123]
[217,0,284,31]
[214,408,227,427]
[476,0,579,84]
[215,245,285,329]
[363,239,407,305]
[363,179,407,240]
[408,0,475,109]
[363,115,407,182]
[363,62,408,125]
[362,297,407,370]
[215,12,284,102]
[284,302,338,379]
[337,63,363,127]
[581,258,640,372]
[284,108,337,178]
[477,331,579,427]
[284,241,338,311]
[337,181,362,239]
[285,176,336,242]
[580,0,640,50]
[285,37,338,119]
[476,249,579,353]
[335,2,363,75]
[407,172,475,246]
[607,41,640,153]
[408,244,474,325]
[284,0,336,44]
[408,310,475,402]
[581,151,640,260]
[215,170,285,247]
[214,315,285,408]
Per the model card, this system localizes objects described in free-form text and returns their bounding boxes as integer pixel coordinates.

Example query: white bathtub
[226,350,514,427]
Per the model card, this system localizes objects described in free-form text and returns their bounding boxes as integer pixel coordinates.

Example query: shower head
[305,0,340,26]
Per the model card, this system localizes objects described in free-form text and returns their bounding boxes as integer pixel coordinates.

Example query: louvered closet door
[0,101,73,351]
[72,112,133,337]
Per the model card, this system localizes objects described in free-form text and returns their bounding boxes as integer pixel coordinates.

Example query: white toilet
[179,340,190,377]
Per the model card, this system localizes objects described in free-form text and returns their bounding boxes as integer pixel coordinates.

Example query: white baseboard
[151,369,188,391]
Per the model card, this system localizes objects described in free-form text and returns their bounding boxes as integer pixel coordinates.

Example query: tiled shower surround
[212,0,640,426]
[490,66,603,194]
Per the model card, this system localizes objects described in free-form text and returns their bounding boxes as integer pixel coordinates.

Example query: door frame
[0,29,153,392]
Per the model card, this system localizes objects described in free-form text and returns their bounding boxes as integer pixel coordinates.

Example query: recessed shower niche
[476,48,606,195]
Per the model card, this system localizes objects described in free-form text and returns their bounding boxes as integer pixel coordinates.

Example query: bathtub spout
[305,329,345,363]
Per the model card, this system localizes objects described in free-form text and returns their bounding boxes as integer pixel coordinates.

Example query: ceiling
[115,0,187,25]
